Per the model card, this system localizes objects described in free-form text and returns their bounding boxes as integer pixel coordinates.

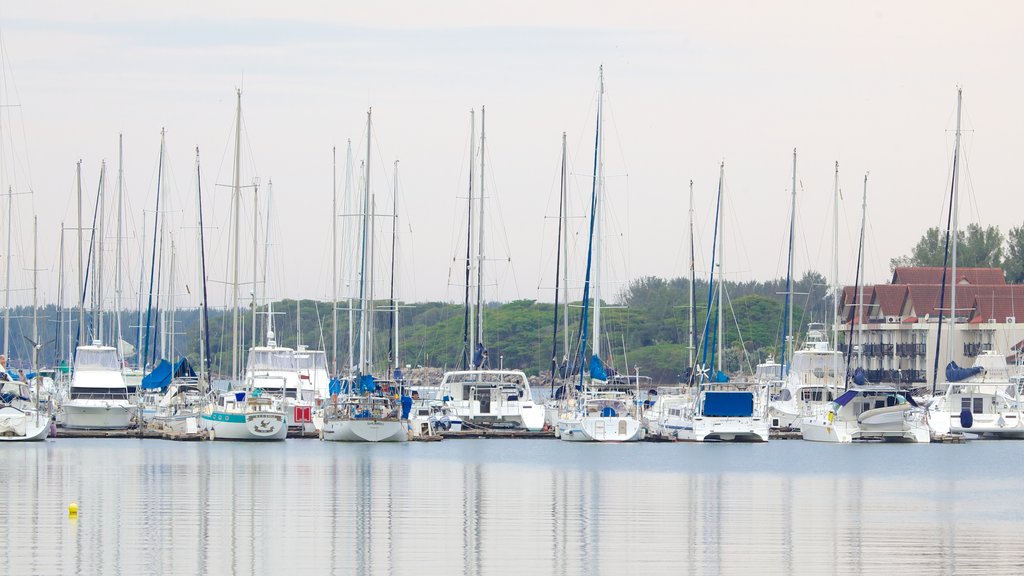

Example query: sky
[0,1,1021,311]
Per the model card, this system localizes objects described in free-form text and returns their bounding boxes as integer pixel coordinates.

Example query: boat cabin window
[70,386,129,400]
[800,388,833,402]
[779,389,792,401]
[961,397,984,413]
[74,349,121,371]
[246,350,296,371]
[293,351,329,372]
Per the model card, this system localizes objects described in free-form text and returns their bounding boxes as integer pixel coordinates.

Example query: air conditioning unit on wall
[1007,316,1016,324]
[885,316,901,324]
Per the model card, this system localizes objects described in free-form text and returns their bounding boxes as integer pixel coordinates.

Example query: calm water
[1,438,1023,575]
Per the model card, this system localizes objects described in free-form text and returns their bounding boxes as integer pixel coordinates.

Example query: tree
[1006,225,1024,284]
[892,224,1004,271]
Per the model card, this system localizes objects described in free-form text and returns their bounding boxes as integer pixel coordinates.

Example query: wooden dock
[441,428,556,439]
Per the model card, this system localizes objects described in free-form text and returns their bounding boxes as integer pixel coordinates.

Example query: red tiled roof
[966,285,1024,324]
[891,266,1005,286]
[872,285,908,316]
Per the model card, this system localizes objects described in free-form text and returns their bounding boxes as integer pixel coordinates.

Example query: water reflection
[1,440,1023,575]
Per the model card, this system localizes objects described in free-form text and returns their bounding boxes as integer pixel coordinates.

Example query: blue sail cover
[358,374,377,394]
[174,357,196,379]
[400,395,413,419]
[713,370,730,383]
[946,361,983,382]
[141,359,172,390]
[852,367,867,386]
[590,355,608,381]
[328,378,343,397]
[702,391,753,417]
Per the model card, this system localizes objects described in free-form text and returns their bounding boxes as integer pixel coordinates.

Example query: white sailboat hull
[557,415,644,442]
[321,418,408,442]
[0,406,50,441]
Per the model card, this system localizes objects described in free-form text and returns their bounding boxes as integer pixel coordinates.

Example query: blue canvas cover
[141,359,172,390]
[358,374,377,394]
[401,395,413,419]
[173,357,196,379]
[590,355,608,381]
[946,361,983,382]
[702,391,754,417]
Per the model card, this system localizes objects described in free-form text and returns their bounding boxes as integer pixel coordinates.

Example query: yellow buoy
[68,502,79,516]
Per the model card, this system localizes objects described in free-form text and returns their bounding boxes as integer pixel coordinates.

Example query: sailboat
[438,107,544,432]
[800,167,929,443]
[673,163,768,442]
[768,150,845,430]
[201,90,287,441]
[63,162,136,430]
[0,217,50,441]
[556,67,644,442]
[927,89,1024,439]
[321,108,408,443]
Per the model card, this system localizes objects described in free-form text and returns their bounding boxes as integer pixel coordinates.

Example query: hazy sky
[0,1,1021,311]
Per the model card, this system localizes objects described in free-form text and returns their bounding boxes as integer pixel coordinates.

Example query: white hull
[322,418,408,442]
[0,406,50,441]
[152,413,203,436]
[678,416,769,442]
[63,400,135,430]
[202,411,287,440]
[557,415,644,442]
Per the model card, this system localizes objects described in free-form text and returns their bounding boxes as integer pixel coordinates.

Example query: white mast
[346,142,355,375]
[787,149,797,365]
[476,106,486,351]
[593,66,605,368]
[31,217,38,373]
[331,146,337,372]
[231,89,242,384]
[77,160,85,347]
[115,135,125,358]
[688,179,695,370]
[392,158,400,370]
[832,162,840,351]
[857,174,868,367]
[3,187,10,358]
[466,109,476,362]
[359,109,372,375]
[251,176,259,349]
[168,239,176,360]
[96,161,106,345]
[948,88,962,363]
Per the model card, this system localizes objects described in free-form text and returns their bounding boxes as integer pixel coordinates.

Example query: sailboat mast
[389,159,399,371]
[948,88,962,362]
[551,132,567,383]
[77,161,85,347]
[832,162,840,350]
[96,162,106,345]
[345,141,354,375]
[168,240,176,360]
[688,179,696,370]
[231,89,243,383]
[358,108,372,375]
[143,131,164,369]
[561,134,570,365]
[251,176,259,349]
[31,217,37,371]
[463,109,476,368]
[476,106,486,351]
[115,135,124,357]
[717,164,725,374]
[784,148,797,367]
[196,147,211,382]
[3,187,10,358]
[331,146,338,374]
[857,174,868,367]
[593,66,604,366]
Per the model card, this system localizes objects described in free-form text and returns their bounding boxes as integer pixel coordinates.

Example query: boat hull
[0,406,50,441]
[202,410,288,440]
[679,416,768,442]
[63,400,135,430]
[321,418,408,442]
[557,415,644,442]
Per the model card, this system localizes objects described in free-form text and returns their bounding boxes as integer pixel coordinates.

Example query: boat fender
[959,409,973,429]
